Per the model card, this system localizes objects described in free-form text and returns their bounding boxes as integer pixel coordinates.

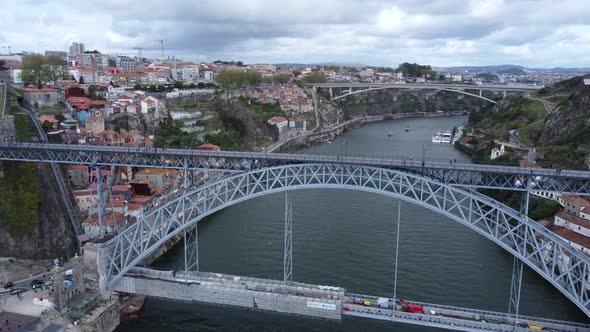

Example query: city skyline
[2,0,590,68]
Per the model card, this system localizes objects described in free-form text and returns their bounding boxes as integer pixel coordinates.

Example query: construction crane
[2,45,12,55]
[133,47,144,59]
[153,39,167,62]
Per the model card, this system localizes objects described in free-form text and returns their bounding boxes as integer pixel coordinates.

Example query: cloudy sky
[2,0,590,67]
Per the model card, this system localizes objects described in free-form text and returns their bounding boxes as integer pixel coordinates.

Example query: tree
[292,70,301,77]
[215,70,261,90]
[79,76,85,84]
[272,74,290,84]
[296,72,327,87]
[87,85,97,99]
[188,83,196,89]
[55,113,66,124]
[0,60,8,71]
[42,120,53,132]
[173,81,184,89]
[133,84,142,90]
[149,85,157,92]
[21,55,65,87]
[157,84,166,92]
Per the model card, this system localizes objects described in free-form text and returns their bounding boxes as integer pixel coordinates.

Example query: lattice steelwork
[284,192,293,284]
[2,142,590,194]
[102,164,590,317]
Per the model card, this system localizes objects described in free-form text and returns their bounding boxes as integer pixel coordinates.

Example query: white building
[10,68,22,84]
[490,145,505,160]
[69,42,85,56]
[268,116,289,136]
[140,96,162,118]
[451,74,463,82]
[552,211,590,255]
[584,78,590,86]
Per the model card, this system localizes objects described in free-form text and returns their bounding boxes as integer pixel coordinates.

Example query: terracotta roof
[24,87,56,93]
[112,185,131,192]
[196,143,221,151]
[561,195,590,208]
[269,116,288,124]
[83,211,125,227]
[549,225,590,250]
[519,160,539,168]
[127,203,144,211]
[556,211,590,228]
[68,165,88,171]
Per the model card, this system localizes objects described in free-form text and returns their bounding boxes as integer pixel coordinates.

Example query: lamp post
[341,139,349,158]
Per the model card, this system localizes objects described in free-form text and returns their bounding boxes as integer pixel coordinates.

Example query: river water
[117,116,589,331]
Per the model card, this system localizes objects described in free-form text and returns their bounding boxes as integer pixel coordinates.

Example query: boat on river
[431,130,443,143]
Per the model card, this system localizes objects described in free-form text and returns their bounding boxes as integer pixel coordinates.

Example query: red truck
[399,300,424,313]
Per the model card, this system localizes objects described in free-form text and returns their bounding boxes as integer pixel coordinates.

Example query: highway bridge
[309,82,541,104]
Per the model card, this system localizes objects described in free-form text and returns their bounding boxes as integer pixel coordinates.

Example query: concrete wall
[113,276,342,320]
[0,115,15,140]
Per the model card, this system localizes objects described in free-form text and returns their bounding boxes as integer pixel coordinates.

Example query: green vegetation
[395,62,436,78]
[296,72,327,87]
[469,95,547,143]
[479,190,561,221]
[39,105,68,113]
[9,106,38,140]
[518,121,544,147]
[20,54,65,87]
[205,132,241,150]
[397,93,423,113]
[0,162,41,236]
[216,70,262,89]
[247,100,285,119]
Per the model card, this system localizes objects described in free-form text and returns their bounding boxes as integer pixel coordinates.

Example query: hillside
[466,75,590,169]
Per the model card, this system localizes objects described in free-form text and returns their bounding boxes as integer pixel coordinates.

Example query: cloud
[1,0,590,67]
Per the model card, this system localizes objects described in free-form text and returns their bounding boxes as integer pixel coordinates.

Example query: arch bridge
[98,163,590,330]
[310,83,541,104]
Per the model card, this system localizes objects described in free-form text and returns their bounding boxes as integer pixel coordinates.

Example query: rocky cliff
[321,88,494,122]
[539,77,590,145]
[0,161,78,259]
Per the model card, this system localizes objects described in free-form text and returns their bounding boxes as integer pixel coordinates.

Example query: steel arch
[104,163,590,317]
[330,86,497,103]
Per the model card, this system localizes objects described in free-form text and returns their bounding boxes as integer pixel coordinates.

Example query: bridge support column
[392,199,402,323]
[508,182,529,325]
[184,225,199,272]
[183,157,190,191]
[503,90,507,98]
[311,87,320,129]
[283,192,293,284]
[95,166,107,236]
[329,87,333,100]
[479,89,482,97]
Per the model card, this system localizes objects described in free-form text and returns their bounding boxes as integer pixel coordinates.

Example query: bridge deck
[1,142,590,194]
[112,269,590,332]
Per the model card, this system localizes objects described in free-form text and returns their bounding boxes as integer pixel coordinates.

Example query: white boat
[387,131,392,137]
[440,131,452,144]
[431,130,443,143]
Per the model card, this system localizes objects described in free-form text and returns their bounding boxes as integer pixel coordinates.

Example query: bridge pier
[503,90,507,98]
[329,87,333,100]
[95,166,107,236]
[508,178,530,326]
[184,225,199,272]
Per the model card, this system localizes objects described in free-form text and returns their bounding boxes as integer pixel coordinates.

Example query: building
[69,42,85,56]
[559,195,590,217]
[85,116,105,134]
[551,211,590,255]
[73,189,97,212]
[288,117,306,131]
[80,52,108,70]
[67,165,89,189]
[23,86,59,107]
[490,145,505,160]
[140,96,162,118]
[45,51,67,57]
[268,116,289,136]
[584,78,590,86]
[134,168,169,191]
[82,211,126,238]
[116,56,138,71]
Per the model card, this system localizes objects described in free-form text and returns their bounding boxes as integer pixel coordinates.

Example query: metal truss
[2,142,590,195]
[102,163,590,317]
[284,192,293,283]
[184,225,199,272]
[509,184,530,320]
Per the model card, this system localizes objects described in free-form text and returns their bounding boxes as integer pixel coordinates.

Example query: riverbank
[274,111,467,153]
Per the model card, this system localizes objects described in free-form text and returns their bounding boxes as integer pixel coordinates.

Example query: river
[117,115,589,331]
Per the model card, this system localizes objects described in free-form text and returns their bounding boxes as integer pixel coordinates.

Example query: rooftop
[556,211,590,228]
[549,224,590,250]
[561,195,590,208]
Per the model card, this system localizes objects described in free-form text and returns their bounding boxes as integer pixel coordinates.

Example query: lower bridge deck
[112,268,590,332]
